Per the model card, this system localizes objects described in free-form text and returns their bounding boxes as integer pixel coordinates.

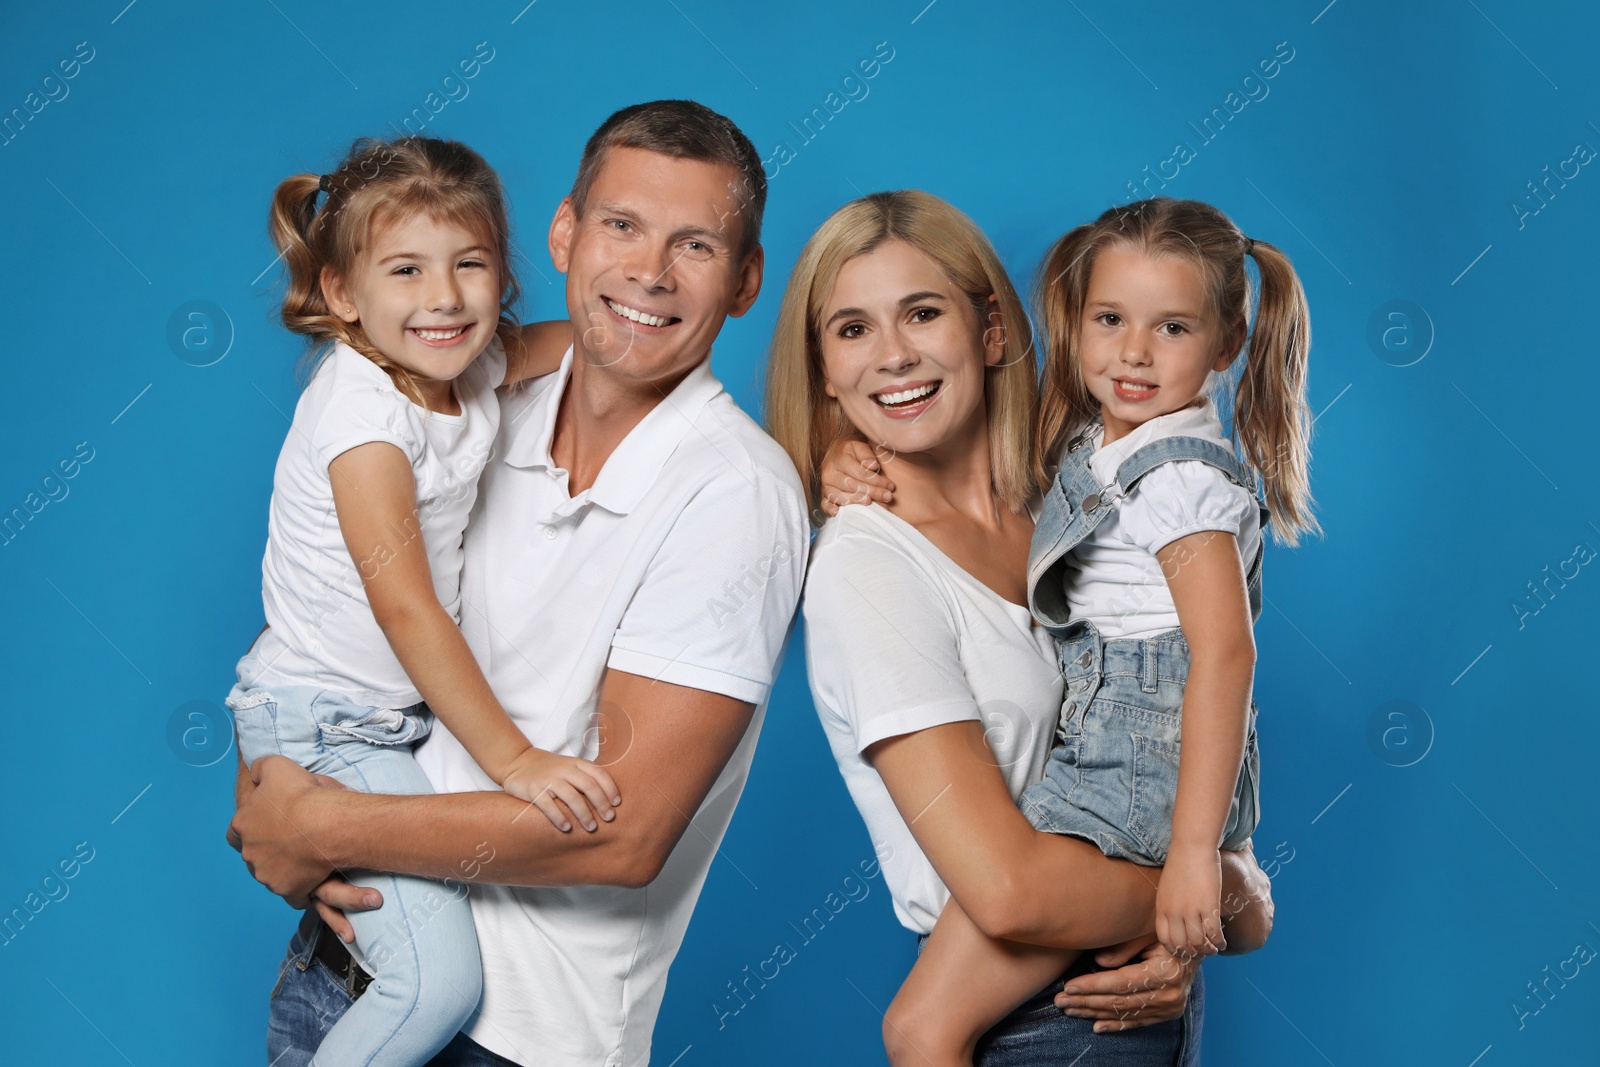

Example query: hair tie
[1243,236,1255,255]
[318,173,334,193]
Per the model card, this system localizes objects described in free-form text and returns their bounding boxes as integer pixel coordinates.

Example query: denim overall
[1018,424,1268,865]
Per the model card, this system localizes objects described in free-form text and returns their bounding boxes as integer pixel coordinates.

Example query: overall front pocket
[1127,732,1183,861]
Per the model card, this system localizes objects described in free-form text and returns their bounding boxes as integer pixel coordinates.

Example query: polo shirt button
[544,526,558,540]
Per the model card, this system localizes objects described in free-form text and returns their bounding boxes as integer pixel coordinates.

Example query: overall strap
[1112,435,1270,622]
[1026,428,1108,633]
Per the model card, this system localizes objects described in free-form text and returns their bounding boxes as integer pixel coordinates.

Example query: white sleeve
[606,467,810,705]
[803,524,982,754]
[308,381,422,471]
[1120,460,1257,555]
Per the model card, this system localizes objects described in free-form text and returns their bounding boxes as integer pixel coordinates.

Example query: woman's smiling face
[817,239,1002,460]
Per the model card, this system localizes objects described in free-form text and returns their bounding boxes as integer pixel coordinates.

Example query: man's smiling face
[548,145,763,387]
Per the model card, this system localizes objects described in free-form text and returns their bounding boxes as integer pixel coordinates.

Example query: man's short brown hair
[569,99,766,259]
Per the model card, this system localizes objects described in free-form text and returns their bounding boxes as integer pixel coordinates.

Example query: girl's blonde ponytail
[1237,238,1318,545]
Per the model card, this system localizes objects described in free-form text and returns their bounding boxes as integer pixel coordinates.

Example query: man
[229,100,809,1067]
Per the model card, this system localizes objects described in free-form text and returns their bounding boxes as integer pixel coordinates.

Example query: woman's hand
[1055,933,1199,1032]
[500,748,621,833]
[226,755,343,908]
[818,438,894,516]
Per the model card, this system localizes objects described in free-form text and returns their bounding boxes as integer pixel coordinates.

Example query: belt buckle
[313,919,372,1000]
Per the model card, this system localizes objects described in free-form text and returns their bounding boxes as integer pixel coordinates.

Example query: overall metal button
[1077,650,1093,668]
[1082,493,1100,511]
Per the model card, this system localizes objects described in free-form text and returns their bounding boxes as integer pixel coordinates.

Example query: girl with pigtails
[227,136,617,1067]
[818,196,1316,1064]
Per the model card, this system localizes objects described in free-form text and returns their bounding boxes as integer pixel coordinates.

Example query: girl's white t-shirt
[1064,397,1262,640]
[803,503,1064,935]
[249,337,507,708]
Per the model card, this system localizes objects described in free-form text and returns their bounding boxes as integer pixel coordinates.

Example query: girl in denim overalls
[834,198,1317,1065]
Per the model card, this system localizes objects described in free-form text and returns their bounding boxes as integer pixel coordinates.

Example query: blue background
[3,1,1597,1063]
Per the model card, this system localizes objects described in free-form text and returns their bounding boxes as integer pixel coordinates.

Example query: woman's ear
[982,295,1006,366]
[321,267,358,323]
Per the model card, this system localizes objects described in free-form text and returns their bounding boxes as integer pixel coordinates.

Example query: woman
[766,191,1274,1064]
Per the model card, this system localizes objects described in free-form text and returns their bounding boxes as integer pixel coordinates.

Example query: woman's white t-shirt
[1064,396,1262,640]
[804,503,1064,935]
[249,338,507,708]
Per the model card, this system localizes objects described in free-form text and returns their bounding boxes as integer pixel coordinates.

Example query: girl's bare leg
[883,896,1078,1067]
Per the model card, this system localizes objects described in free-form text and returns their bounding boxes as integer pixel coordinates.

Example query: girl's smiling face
[817,239,1003,460]
[1078,242,1241,443]
[322,211,503,407]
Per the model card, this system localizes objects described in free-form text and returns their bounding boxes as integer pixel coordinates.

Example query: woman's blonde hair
[268,136,522,404]
[1034,197,1319,545]
[765,190,1038,518]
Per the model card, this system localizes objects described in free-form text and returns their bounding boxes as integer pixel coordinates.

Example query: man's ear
[321,267,358,322]
[727,244,765,319]
[548,197,578,274]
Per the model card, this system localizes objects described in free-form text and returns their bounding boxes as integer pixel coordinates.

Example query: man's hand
[1055,934,1198,1033]
[226,755,344,908]
[310,876,383,943]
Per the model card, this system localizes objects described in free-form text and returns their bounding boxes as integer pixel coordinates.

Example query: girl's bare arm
[1154,528,1257,954]
[503,320,574,387]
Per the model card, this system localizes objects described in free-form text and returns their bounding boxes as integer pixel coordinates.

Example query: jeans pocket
[311,695,431,748]
[1128,732,1182,861]
[227,692,280,767]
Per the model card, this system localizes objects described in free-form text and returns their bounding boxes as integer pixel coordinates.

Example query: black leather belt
[309,915,372,999]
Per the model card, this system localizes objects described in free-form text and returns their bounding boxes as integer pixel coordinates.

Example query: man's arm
[229,668,754,900]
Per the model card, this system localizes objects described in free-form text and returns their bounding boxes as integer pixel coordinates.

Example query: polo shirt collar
[502,344,725,515]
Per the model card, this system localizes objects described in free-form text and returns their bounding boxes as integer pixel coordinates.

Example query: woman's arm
[502,319,573,387]
[866,721,1272,951]
[327,441,618,829]
[867,721,1152,949]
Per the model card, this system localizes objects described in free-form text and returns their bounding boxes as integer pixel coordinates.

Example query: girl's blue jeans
[268,913,515,1066]
[228,669,483,1067]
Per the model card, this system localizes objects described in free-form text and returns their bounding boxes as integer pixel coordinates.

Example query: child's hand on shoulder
[501,747,621,833]
[1155,845,1226,960]
[819,438,895,516]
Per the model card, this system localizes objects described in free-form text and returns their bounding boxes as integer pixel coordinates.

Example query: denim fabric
[1019,425,1266,866]
[268,914,519,1067]
[1017,621,1260,865]
[1028,425,1269,634]
[229,654,483,1067]
[916,933,1206,1065]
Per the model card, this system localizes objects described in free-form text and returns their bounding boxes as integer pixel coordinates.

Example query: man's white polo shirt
[413,346,809,1067]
